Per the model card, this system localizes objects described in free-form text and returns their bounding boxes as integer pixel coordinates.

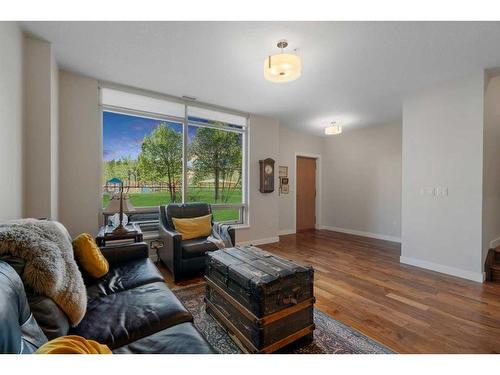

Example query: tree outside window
[102,111,244,222]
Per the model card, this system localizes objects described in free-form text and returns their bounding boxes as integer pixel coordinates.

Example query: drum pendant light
[264,40,302,83]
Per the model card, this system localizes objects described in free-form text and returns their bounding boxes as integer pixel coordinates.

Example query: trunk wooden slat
[205,246,315,353]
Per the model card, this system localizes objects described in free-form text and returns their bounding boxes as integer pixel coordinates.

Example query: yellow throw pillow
[172,214,212,240]
[36,335,112,354]
[72,233,109,278]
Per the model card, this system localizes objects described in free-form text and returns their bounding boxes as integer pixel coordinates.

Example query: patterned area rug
[173,284,393,354]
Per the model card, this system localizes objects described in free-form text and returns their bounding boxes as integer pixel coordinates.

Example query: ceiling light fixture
[325,122,342,135]
[264,40,302,83]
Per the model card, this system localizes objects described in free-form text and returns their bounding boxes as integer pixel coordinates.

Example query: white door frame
[293,153,322,232]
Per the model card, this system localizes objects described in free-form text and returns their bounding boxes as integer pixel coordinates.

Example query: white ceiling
[21,21,500,135]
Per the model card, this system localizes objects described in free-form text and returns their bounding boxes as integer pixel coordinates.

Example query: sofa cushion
[181,238,219,259]
[70,282,192,349]
[35,335,112,354]
[173,214,212,240]
[165,203,211,228]
[112,322,214,354]
[72,233,109,279]
[86,258,164,299]
[26,292,70,340]
[0,255,70,340]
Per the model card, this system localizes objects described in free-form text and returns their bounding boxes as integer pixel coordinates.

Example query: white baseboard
[236,236,280,247]
[400,256,485,283]
[319,225,401,243]
[490,236,500,249]
[278,229,296,236]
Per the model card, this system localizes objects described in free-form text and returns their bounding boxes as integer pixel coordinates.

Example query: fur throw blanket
[0,219,86,326]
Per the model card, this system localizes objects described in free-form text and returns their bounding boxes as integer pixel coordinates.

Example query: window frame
[99,84,249,228]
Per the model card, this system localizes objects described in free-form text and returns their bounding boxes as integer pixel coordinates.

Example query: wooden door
[296,157,316,232]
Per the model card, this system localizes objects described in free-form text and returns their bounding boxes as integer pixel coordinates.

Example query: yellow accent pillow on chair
[72,233,109,278]
[36,335,112,354]
[172,214,212,240]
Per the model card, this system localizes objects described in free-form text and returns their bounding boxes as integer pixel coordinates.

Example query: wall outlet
[420,186,448,197]
[436,186,449,197]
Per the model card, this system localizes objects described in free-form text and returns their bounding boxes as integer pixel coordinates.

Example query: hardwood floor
[158,230,500,353]
[262,230,500,354]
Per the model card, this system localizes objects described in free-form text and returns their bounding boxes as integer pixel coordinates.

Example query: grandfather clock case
[259,158,275,193]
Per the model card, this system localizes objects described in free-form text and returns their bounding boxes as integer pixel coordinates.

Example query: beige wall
[322,123,402,241]
[56,72,281,243]
[50,52,59,220]
[23,36,58,219]
[58,71,100,237]
[235,114,280,244]
[402,73,484,282]
[482,73,500,264]
[0,22,23,222]
[278,126,324,234]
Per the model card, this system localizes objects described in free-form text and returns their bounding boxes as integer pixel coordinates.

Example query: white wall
[50,52,59,220]
[56,73,280,243]
[482,73,500,262]
[58,71,100,237]
[0,22,23,222]
[321,123,402,241]
[23,36,59,219]
[401,73,484,282]
[278,126,323,234]
[235,115,280,245]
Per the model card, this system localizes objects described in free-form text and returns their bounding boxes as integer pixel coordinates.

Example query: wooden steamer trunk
[205,246,315,353]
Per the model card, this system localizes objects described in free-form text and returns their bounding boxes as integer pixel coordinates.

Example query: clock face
[265,164,273,175]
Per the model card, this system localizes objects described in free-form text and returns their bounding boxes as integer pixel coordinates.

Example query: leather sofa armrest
[158,216,182,246]
[99,242,149,265]
[159,224,182,241]
[158,219,182,280]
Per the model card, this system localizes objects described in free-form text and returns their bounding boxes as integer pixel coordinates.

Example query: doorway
[296,156,317,232]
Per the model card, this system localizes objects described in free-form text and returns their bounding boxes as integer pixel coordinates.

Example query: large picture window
[101,87,247,226]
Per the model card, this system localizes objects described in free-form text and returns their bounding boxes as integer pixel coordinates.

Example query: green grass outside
[103,188,242,222]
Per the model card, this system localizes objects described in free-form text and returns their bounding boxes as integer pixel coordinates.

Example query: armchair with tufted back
[158,203,235,282]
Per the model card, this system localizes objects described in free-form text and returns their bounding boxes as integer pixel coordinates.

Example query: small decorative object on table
[205,246,315,353]
[96,222,143,247]
[103,177,136,235]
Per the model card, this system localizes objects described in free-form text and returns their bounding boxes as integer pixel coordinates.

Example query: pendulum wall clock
[259,158,275,193]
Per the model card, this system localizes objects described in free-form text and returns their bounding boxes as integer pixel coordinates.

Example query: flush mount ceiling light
[325,122,342,135]
[264,40,302,83]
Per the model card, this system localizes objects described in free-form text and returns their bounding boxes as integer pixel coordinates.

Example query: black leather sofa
[158,203,235,282]
[0,242,214,354]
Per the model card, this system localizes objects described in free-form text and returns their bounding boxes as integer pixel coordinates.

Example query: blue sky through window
[103,111,194,161]
[103,111,242,162]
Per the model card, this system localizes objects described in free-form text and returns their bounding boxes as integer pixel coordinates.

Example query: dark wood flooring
[158,230,500,353]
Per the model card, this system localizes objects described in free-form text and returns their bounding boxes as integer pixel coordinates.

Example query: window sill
[138,224,249,240]
[232,224,250,230]
[143,231,160,240]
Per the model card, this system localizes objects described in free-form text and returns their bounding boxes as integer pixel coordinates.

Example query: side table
[96,222,143,247]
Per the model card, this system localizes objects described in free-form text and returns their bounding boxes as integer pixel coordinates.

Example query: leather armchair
[158,203,235,282]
